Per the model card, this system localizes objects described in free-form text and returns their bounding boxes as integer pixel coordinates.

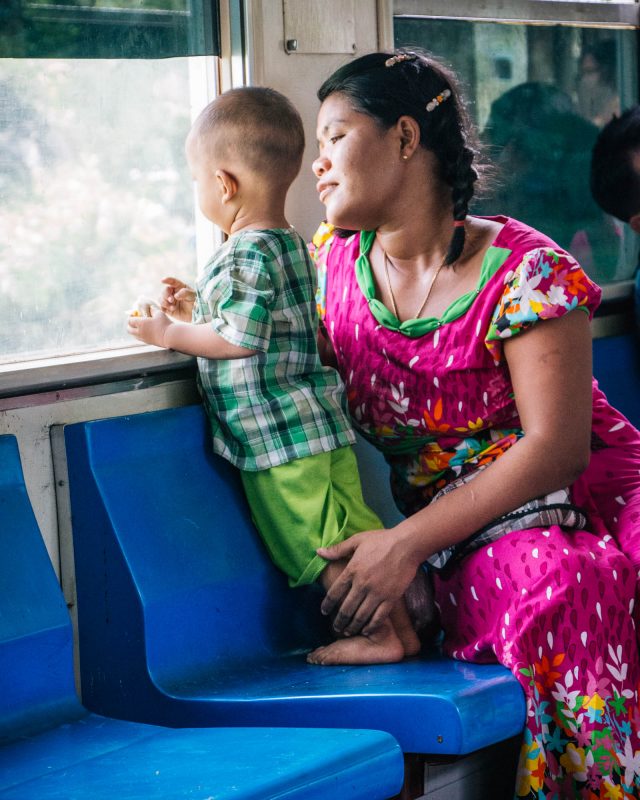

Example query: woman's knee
[511,534,637,661]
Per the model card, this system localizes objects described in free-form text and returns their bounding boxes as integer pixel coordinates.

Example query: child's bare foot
[306,618,419,665]
[311,562,422,665]
[307,632,405,665]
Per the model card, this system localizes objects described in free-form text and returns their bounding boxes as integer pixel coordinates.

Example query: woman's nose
[312,155,328,177]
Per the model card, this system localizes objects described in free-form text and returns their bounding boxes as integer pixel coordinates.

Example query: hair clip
[426,88,451,112]
[384,52,417,68]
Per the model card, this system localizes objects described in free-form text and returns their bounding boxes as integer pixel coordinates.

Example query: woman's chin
[325,210,364,231]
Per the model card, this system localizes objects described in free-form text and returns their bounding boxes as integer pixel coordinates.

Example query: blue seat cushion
[65,405,526,754]
[0,720,403,799]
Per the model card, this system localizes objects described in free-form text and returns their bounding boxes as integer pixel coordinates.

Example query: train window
[394,1,639,286]
[0,2,220,368]
[0,0,219,60]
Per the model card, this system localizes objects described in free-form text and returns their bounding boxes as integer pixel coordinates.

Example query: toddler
[127,86,424,665]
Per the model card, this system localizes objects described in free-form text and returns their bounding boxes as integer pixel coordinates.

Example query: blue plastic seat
[593,333,640,428]
[0,434,404,800]
[64,405,525,755]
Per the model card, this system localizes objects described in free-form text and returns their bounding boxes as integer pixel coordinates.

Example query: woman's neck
[375,169,455,268]
[374,212,454,272]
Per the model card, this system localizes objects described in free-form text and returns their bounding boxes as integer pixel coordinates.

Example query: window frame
[0,0,249,400]
[394,1,640,27]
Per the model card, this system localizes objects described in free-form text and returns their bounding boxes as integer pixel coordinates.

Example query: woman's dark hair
[317,49,480,265]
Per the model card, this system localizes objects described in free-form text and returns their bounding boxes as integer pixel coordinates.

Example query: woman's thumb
[317,539,355,561]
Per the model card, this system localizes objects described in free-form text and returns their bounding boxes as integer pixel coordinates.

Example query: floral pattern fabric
[311,217,600,518]
[311,215,640,799]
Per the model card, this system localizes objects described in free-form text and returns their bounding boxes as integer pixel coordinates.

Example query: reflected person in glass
[591,105,640,328]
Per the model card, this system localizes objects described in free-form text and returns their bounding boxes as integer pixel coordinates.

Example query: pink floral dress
[312,216,640,799]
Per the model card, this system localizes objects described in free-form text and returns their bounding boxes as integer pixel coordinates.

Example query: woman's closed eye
[317,132,345,150]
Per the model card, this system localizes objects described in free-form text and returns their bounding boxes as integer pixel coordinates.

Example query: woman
[310,49,640,799]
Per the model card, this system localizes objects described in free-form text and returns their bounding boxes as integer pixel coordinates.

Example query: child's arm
[127,311,257,360]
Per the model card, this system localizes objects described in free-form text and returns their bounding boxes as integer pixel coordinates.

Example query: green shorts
[241,446,383,588]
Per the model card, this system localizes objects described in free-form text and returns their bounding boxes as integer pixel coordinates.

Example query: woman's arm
[319,309,593,636]
[317,321,338,367]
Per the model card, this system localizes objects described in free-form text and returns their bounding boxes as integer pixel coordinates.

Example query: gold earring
[402,154,409,161]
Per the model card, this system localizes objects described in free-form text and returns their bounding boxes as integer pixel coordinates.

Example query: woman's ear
[397,115,421,161]
[215,169,238,203]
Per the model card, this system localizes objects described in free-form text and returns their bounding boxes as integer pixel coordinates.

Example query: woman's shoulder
[478,215,601,293]
[484,214,571,256]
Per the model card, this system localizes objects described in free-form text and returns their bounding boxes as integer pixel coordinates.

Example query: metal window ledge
[0,347,196,406]
[394,1,640,27]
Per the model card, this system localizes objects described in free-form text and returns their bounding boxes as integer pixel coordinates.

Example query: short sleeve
[309,221,336,320]
[485,247,601,361]
[201,240,275,352]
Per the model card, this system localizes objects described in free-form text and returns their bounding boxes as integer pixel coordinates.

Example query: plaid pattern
[193,228,355,471]
[426,467,588,571]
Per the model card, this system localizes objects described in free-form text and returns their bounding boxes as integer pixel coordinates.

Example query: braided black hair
[317,49,481,265]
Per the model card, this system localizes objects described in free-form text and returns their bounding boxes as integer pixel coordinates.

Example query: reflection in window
[0,0,218,59]
[0,57,211,363]
[394,18,638,284]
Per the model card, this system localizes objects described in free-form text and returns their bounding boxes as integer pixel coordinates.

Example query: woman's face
[313,92,404,230]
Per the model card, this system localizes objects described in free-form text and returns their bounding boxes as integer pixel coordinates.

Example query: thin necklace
[383,250,445,321]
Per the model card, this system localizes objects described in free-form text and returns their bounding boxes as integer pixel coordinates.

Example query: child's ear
[215,169,238,203]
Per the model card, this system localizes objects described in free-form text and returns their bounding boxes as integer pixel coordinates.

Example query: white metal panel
[283,0,356,54]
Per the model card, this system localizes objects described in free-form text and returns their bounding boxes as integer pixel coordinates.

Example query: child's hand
[160,277,196,322]
[127,308,173,349]
[127,295,160,318]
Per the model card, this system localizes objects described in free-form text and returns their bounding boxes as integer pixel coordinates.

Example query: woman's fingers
[331,587,368,634]
[362,601,395,636]
[324,577,384,636]
[320,568,351,617]
[319,528,414,635]
[341,595,382,636]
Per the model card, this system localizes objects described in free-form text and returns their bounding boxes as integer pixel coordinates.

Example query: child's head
[186,87,305,228]
[591,105,640,232]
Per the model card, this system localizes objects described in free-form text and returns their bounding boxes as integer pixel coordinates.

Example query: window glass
[0,0,219,59]
[394,18,639,284]
[0,56,213,364]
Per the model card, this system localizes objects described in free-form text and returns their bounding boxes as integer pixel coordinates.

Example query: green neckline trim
[355,229,512,337]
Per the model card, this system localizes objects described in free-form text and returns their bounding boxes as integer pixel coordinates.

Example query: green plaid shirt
[193,228,355,471]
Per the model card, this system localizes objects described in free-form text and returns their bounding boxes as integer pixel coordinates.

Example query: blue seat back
[65,405,330,691]
[593,333,640,428]
[0,436,84,743]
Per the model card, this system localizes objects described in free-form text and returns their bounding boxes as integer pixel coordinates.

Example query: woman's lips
[317,182,337,203]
